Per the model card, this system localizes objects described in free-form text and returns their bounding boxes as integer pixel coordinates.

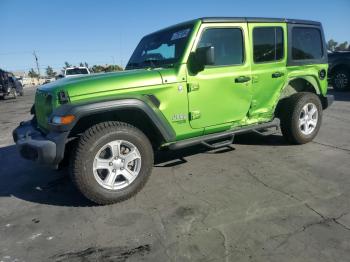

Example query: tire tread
[280,92,322,144]
[70,121,153,205]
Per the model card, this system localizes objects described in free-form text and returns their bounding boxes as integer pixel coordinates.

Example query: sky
[1,0,349,73]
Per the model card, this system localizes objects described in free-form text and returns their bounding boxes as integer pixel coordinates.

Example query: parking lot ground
[0,86,350,262]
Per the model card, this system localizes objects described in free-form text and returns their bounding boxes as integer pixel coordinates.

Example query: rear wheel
[280,92,322,144]
[333,68,350,91]
[70,121,154,205]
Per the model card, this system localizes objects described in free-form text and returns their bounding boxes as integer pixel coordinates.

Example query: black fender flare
[48,97,176,143]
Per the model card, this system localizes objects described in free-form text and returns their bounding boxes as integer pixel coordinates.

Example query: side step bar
[201,134,235,149]
[169,119,280,150]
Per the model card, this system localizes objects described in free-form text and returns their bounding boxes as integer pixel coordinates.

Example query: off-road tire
[70,121,154,205]
[280,92,322,144]
[332,68,350,91]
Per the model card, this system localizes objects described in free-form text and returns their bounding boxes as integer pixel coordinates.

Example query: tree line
[327,39,349,52]
[28,61,123,78]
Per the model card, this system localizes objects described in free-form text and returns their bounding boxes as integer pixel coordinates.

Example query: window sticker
[171,28,191,41]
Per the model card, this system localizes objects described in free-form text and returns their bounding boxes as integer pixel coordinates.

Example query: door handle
[235,76,251,83]
[272,72,284,78]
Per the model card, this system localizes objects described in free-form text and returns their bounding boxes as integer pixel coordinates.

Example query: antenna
[119,32,123,68]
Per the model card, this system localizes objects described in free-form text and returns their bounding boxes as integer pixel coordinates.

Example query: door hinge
[187,83,200,92]
[189,110,201,120]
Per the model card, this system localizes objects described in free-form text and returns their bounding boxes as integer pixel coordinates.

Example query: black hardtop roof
[199,17,321,26]
[144,17,321,37]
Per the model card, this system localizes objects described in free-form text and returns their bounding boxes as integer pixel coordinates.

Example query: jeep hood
[38,69,163,99]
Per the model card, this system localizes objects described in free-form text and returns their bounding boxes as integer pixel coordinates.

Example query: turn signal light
[52,115,75,125]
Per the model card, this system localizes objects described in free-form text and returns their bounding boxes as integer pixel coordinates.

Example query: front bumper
[13,120,68,167]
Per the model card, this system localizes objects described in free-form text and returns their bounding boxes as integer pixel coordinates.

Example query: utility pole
[32,51,40,80]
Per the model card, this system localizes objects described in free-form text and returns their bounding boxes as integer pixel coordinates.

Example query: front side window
[126,24,193,70]
[253,27,284,63]
[197,28,244,66]
[292,27,323,60]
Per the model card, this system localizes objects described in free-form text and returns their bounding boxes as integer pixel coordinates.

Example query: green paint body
[35,19,328,144]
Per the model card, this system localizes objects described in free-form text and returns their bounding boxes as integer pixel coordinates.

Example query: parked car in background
[64,67,90,78]
[0,70,24,99]
[56,74,64,80]
[16,76,24,86]
[43,78,56,84]
[328,51,350,91]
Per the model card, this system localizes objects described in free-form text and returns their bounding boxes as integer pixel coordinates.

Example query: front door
[187,23,252,129]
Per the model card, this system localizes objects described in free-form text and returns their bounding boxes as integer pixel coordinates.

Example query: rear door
[187,23,252,129]
[248,23,287,117]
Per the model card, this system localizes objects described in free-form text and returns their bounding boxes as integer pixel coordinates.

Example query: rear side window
[292,27,323,60]
[197,28,244,66]
[253,27,284,63]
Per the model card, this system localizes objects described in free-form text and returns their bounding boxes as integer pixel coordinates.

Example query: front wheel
[70,121,154,205]
[280,92,322,144]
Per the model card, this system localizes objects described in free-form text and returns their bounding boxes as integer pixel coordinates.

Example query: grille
[35,90,53,131]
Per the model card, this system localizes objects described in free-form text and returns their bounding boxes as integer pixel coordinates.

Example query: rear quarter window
[292,27,323,60]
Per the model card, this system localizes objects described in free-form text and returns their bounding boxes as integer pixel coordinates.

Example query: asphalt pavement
[0,86,350,262]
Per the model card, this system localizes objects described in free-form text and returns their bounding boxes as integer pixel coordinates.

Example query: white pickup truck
[64,67,90,77]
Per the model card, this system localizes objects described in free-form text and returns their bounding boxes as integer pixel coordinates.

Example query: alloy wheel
[93,140,142,190]
[298,102,318,135]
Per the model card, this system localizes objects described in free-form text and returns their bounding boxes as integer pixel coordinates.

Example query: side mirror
[188,46,215,74]
[195,46,215,66]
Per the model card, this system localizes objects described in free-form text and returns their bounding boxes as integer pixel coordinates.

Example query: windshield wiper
[127,60,174,70]
[142,59,176,69]
[142,59,158,68]
[162,63,175,68]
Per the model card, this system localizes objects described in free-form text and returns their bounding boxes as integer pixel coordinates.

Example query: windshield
[65,68,89,75]
[126,24,194,70]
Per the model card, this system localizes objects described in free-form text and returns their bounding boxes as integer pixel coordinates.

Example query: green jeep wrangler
[13,17,333,204]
